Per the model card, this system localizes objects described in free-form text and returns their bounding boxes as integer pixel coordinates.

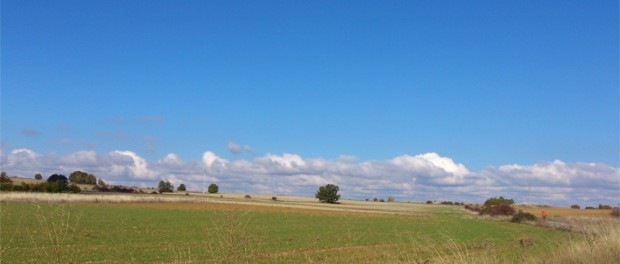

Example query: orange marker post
[541,211,547,220]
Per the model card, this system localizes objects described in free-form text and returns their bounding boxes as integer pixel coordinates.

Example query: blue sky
[2,1,618,205]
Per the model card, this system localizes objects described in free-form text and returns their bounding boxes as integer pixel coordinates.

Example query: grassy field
[0,196,588,264]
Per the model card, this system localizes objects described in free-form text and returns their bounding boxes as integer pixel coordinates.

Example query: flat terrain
[0,192,581,263]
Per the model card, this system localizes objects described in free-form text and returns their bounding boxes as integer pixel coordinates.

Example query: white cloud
[244,145,253,153]
[227,140,242,154]
[1,148,618,207]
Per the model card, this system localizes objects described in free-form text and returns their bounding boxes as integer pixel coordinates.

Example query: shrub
[244,194,252,199]
[464,204,482,212]
[271,196,277,201]
[611,207,619,217]
[598,204,612,210]
[177,184,186,191]
[66,183,81,193]
[484,196,515,206]
[511,210,537,223]
[570,204,581,209]
[150,191,158,194]
[315,184,340,204]
[480,203,515,216]
[440,201,454,205]
[387,197,395,202]
[373,198,378,202]
[34,173,43,180]
[208,183,219,194]
[365,198,369,201]
[426,200,433,204]
[585,206,595,209]
[379,199,385,202]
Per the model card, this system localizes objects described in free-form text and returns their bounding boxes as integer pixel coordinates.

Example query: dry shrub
[26,203,83,263]
[206,210,262,260]
[480,203,515,216]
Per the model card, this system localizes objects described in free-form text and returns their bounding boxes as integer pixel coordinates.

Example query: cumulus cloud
[244,145,253,153]
[1,148,618,206]
[227,140,242,154]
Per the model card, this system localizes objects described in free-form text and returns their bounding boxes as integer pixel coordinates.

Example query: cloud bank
[1,148,618,206]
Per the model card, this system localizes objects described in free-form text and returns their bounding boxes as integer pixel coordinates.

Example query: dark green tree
[0,172,12,183]
[47,174,68,185]
[158,180,173,193]
[177,184,186,191]
[315,184,340,204]
[208,183,219,194]
[69,171,97,185]
[34,173,43,180]
[97,178,106,186]
[483,196,515,206]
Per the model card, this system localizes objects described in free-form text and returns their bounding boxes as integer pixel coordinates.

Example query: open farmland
[1,193,603,263]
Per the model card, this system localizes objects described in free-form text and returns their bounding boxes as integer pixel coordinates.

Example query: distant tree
[0,172,12,183]
[387,197,395,202]
[208,183,219,194]
[158,180,173,193]
[315,184,340,204]
[599,204,612,210]
[97,179,106,186]
[570,204,581,209]
[426,200,433,204]
[484,196,515,206]
[177,184,186,191]
[34,173,43,180]
[69,171,97,185]
[47,174,68,185]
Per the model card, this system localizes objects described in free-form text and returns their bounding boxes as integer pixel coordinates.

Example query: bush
[598,204,612,210]
[387,197,395,202]
[365,198,369,201]
[244,194,252,199]
[151,191,158,194]
[379,199,385,202]
[177,184,186,191]
[271,196,277,201]
[511,210,537,223]
[426,200,433,204]
[373,198,378,202]
[484,196,515,206]
[208,183,219,194]
[34,173,43,180]
[585,206,595,209]
[440,201,454,205]
[480,203,515,216]
[464,204,482,213]
[66,183,81,193]
[570,204,581,209]
[315,184,340,203]
[611,207,619,217]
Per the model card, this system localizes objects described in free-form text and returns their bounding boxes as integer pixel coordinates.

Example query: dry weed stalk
[206,209,263,261]
[26,203,83,263]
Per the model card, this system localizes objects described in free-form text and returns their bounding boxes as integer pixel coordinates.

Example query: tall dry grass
[25,203,83,263]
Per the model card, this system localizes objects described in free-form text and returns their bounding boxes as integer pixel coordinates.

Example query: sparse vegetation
[612,207,620,217]
[387,197,395,202]
[571,204,581,209]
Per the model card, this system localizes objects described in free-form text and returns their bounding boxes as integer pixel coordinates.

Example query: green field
[0,200,574,263]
